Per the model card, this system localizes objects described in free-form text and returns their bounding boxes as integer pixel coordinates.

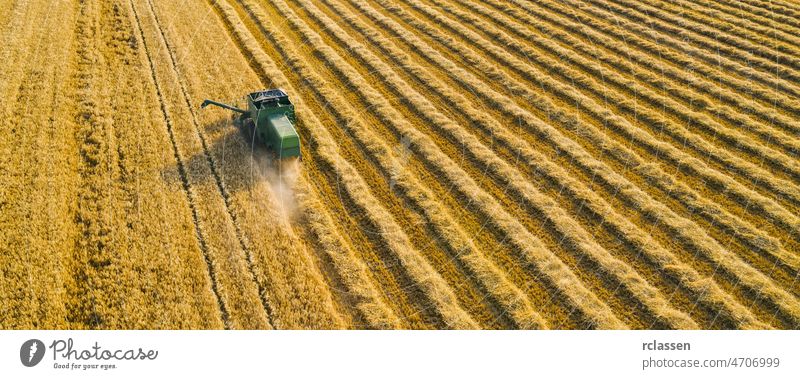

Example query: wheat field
[0,0,798,329]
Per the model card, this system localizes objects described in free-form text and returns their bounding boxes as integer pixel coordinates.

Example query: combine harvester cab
[202,88,301,160]
[248,89,300,159]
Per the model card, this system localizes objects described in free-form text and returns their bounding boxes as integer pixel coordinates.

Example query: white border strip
[0,330,796,378]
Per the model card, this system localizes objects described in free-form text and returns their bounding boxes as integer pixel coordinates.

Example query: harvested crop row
[603,0,800,74]
[295,186,402,329]
[241,0,550,329]
[419,0,800,320]
[296,0,796,330]
[456,0,800,164]
[648,0,800,56]
[543,0,800,112]
[314,0,698,328]
[322,0,773,328]
[253,0,620,330]
[209,0,477,329]
[290,0,560,329]
[448,0,800,271]
[741,0,800,12]
[289,0,585,329]
[504,0,797,140]
[241,0,545,329]
[479,0,800,256]
[690,0,800,41]
[720,0,800,23]
[300,156,432,328]
[500,0,800,229]
[589,0,800,83]
[399,0,800,243]
[336,0,776,328]
[712,0,800,33]
[360,0,800,326]
[438,3,800,235]
[282,0,632,330]
[402,0,800,218]
[430,0,800,273]
[511,0,800,128]
[271,0,634,329]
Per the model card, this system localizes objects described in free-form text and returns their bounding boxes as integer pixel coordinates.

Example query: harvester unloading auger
[202,89,301,159]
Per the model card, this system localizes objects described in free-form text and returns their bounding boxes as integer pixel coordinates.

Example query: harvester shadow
[161,116,297,208]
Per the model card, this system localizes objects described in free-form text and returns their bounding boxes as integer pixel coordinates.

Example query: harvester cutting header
[202,89,301,159]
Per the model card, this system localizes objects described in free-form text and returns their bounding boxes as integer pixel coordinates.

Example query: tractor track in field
[0,0,72,328]
[199,0,355,329]
[141,0,276,328]
[202,0,376,329]
[129,0,231,328]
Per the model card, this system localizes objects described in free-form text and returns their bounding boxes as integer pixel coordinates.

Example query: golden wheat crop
[1,0,798,329]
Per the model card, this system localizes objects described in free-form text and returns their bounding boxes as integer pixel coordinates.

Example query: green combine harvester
[201,89,301,159]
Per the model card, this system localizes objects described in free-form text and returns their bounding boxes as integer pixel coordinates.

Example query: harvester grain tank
[201,89,301,159]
